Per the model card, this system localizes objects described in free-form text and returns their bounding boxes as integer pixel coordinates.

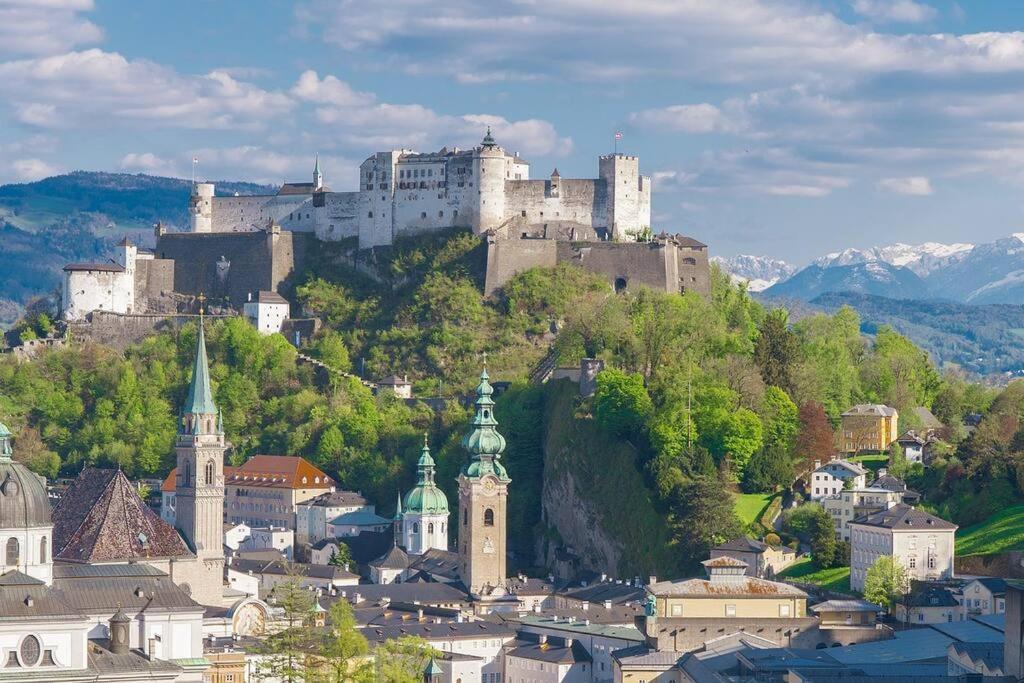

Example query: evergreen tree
[255,576,316,682]
[754,308,799,393]
[742,445,794,493]
[808,505,839,569]
[313,600,373,683]
[670,474,742,565]
[328,543,353,568]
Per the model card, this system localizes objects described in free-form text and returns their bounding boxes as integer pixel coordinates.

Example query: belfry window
[205,460,215,485]
[5,538,19,566]
[484,508,495,527]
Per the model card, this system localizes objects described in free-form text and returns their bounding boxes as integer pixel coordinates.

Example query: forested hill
[772,292,1024,377]
[6,229,1020,576]
[0,171,273,327]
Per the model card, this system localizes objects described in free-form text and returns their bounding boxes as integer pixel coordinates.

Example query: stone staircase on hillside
[295,351,377,390]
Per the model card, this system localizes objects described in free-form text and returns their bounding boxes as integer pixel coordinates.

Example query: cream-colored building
[823,487,903,541]
[648,558,807,621]
[840,404,898,453]
[710,538,797,578]
[849,504,957,592]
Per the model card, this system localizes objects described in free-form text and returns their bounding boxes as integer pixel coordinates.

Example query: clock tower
[457,367,511,595]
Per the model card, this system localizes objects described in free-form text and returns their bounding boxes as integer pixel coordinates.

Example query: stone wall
[135,257,176,312]
[483,236,710,298]
[62,269,132,321]
[503,178,605,230]
[154,230,311,307]
[210,194,314,233]
[68,311,234,351]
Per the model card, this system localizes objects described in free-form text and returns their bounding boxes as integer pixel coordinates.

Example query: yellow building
[840,404,898,453]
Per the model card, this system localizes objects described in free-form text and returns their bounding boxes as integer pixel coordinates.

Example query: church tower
[457,367,511,594]
[401,436,449,555]
[175,318,227,574]
[313,153,324,191]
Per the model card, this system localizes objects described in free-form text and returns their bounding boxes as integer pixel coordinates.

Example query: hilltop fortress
[61,131,709,328]
[191,128,652,247]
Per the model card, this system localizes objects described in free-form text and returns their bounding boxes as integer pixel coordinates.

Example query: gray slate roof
[851,503,957,530]
[810,599,882,613]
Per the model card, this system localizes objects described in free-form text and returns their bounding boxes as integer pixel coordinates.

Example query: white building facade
[849,504,957,592]
[809,459,869,501]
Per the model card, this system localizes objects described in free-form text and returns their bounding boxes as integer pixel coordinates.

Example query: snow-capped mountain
[747,233,1024,304]
[813,241,974,277]
[710,255,797,292]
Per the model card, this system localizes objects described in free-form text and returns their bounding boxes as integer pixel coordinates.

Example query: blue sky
[2,0,1024,263]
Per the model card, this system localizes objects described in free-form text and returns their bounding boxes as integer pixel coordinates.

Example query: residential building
[809,458,869,501]
[376,374,413,399]
[959,578,1007,616]
[823,487,903,541]
[369,544,410,584]
[515,615,644,683]
[870,470,921,505]
[505,633,593,683]
[895,585,963,624]
[227,557,358,592]
[809,599,883,628]
[242,290,290,334]
[162,455,335,531]
[360,619,514,681]
[849,504,958,592]
[240,526,294,560]
[328,508,392,538]
[295,490,369,545]
[710,537,797,578]
[840,404,898,453]
[896,430,928,464]
[223,521,251,550]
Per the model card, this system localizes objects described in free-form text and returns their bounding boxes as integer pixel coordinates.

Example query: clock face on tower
[482,478,496,494]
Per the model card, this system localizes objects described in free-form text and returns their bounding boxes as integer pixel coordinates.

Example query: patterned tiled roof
[53,468,192,562]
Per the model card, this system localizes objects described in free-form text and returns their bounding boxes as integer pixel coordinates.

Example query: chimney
[649,575,657,585]
[248,292,252,302]
[108,608,131,656]
[354,593,361,603]
[581,603,589,611]
[604,600,612,610]
[147,637,157,660]
[565,638,574,648]
[418,608,425,620]
[457,614,464,623]
[814,459,821,470]
[539,634,547,644]
[600,573,607,582]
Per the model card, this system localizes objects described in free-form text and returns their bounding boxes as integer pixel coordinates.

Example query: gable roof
[649,576,807,599]
[815,459,868,476]
[301,490,368,508]
[53,468,192,562]
[714,537,769,554]
[912,406,944,430]
[841,404,897,417]
[163,455,333,492]
[329,509,391,527]
[370,544,410,570]
[967,577,1008,596]
[851,504,957,531]
[63,262,124,273]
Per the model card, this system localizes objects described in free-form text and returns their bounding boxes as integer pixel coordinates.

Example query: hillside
[806,292,1024,376]
[956,505,1024,557]
[0,172,273,327]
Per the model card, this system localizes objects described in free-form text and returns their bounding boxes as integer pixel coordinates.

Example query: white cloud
[878,176,934,195]
[9,158,63,182]
[630,104,738,134]
[292,70,572,157]
[0,50,294,130]
[0,0,102,57]
[852,0,938,24]
[120,152,182,177]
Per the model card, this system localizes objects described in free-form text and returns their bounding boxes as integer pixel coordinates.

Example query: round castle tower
[189,182,214,233]
[473,128,506,234]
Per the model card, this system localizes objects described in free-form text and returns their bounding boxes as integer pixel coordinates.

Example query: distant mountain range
[715,234,1024,305]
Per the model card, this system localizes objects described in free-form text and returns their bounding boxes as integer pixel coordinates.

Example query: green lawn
[734,492,774,529]
[849,453,889,474]
[778,557,853,593]
[957,504,1024,556]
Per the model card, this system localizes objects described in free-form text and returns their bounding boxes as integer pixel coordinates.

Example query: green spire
[403,436,449,514]
[183,321,217,417]
[424,658,444,677]
[461,367,509,480]
[313,153,321,176]
[0,423,12,462]
[481,126,496,147]
[394,491,403,521]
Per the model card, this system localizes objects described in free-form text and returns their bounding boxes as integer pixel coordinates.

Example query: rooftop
[508,637,592,665]
[841,404,897,417]
[329,509,391,527]
[163,454,333,492]
[810,599,882,613]
[649,576,807,599]
[361,620,514,644]
[515,614,643,642]
[851,504,957,531]
[815,458,869,476]
[301,490,368,508]
[63,262,124,273]
[252,290,289,305]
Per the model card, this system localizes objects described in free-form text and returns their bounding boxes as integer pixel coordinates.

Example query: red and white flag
[192,156,198,164]
[614,131,623,140]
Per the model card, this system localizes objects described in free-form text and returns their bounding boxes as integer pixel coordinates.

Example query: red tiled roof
[54,468,192,562]
[162,455,332,492]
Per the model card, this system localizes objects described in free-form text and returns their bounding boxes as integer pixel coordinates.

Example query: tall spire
[313,153,323,190]
[461,367,509,480]
[416,433,437,485]
[183,320,217,417]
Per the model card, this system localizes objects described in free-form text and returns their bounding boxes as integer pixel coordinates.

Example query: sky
[2,0,1024,263]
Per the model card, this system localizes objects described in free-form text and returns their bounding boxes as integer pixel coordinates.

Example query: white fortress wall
[210,194,313,233]
[314,191,363,241]
[503,179,604,230]
[63,270,132,321]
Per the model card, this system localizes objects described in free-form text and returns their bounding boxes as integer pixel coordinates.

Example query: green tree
[314,330,352,373]
[754,308,799,393]
[808,505,840,569]
[593,369,653,439]
[888,442,909,479]
[742,445,794,493]
[670,474,742,565]
[328,542,353,568]
[313,600,373,683]
[761,386,799,454]
[863,556,910,612]
[374,636,437,683]
[256,576,317,682]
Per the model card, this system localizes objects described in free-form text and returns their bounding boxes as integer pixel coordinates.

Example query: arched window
[463,510,468,526]
[484,508,495,527]
[205,460,215,485]
[39,537,46,565]
[183,461,191,486]
[6,538,19,566]
[428,523,434,534]
[413,522,419,534]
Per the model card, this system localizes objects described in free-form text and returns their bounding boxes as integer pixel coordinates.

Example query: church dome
[0,423,52,529]
[402,438,449,515]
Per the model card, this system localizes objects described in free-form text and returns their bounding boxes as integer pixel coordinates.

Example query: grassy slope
[778,557,852,593]
[956,504,1024,557]
[541,379,684,578]
[849,453,888,474]
[734,492,774,528]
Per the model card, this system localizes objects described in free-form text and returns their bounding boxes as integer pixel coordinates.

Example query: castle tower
[457,367,511,594]
[473,127,506,234]
[175,318,227,574]
[313,153,324,191]
[402,436,449,555]
[549,168,561,198]
[189,182,214,233]
[599,154,645,241]
[117,236,137,314]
